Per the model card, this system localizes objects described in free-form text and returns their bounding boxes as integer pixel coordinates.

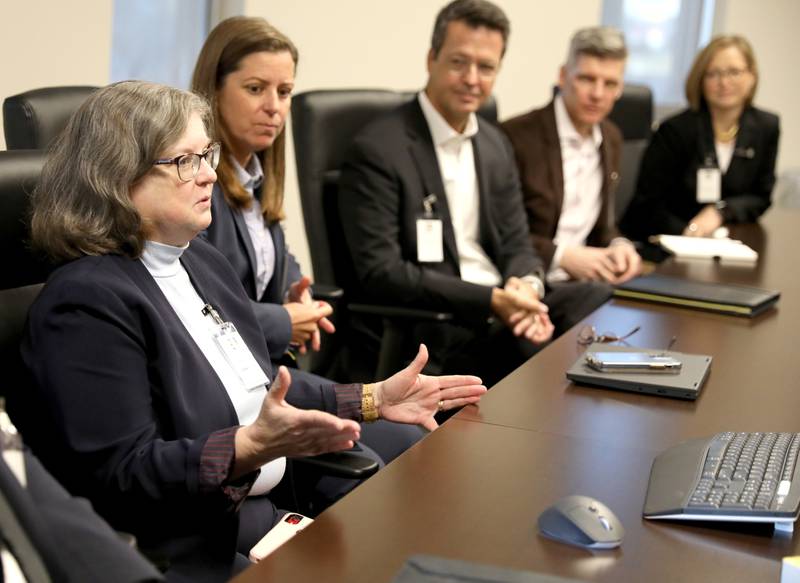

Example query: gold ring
[437,400,445,412]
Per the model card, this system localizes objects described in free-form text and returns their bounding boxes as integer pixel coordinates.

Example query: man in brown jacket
[502,27,640,285]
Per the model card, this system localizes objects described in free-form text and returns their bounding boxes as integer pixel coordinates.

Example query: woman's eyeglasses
[577,325,641,346]
[153,142,221,182]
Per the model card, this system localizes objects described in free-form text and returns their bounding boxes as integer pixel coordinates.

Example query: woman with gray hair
[622,35,780,239]
[21,80,485,582]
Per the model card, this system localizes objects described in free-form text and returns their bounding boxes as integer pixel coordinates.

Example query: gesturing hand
[374,344,487,431]
[233,366,361,478]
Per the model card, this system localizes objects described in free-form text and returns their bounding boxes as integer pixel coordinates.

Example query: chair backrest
[607,84,653,222]
[291,88,497,287]
[3,86,99,150]
[0,151,51,414]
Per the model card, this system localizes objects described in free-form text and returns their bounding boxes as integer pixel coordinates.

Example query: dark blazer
[621,106,780,239]
[501,100,623,267]
[202,183,302,356]
[21,238,337,580]
[0,447,163,582]
[338,98,545,325]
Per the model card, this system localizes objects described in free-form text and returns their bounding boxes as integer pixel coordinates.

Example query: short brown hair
[31,81,210,261]
[685,35,759,111]
[430,0,510,58]
[191,16,298,223]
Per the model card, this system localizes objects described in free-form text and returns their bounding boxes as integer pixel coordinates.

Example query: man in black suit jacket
[339,0,610,385]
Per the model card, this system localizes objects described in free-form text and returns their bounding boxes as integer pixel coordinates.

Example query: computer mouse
[538,495,624,549]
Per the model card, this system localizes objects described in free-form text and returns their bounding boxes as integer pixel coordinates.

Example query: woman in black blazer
[193,17,332,360]
[192,17,429,467]
[622,35,780,240]
[21,81,485,582]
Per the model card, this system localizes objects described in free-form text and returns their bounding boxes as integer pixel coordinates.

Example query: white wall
[2,1,794,280]
[0,1,112,150]
[714,0,800,173]
[244,0,603,279]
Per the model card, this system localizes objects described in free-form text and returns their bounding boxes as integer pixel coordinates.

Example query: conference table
[233,209,800,583]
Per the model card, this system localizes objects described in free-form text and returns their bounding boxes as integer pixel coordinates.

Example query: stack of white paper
[654,235,758,264]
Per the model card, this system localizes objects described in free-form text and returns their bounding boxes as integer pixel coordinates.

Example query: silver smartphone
[585,351,683,373]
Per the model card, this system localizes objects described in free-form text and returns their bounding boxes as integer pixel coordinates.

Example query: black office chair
[0,151,53,424]
[291,89,498,379]
[607,84,654,222]
[3,86,100,151]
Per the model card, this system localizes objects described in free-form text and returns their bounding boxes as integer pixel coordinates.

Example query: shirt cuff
[334,383,364,421]
[550,243,567,271]
[200,426,257,508]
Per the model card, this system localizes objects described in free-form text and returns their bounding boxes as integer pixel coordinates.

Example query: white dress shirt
[141,241,285,496]
[232,156,276,300]
[418,91,502,287]
[549,94,604,283]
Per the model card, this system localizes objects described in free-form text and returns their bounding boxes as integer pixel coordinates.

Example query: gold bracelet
[361,383,379,423]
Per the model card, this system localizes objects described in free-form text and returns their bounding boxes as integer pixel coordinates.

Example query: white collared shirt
[549,94,604,282]
[418,91,502,287]
[232,156,276,300]
[140,241,285,496]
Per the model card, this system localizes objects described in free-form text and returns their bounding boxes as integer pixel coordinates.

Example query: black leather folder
[613,273,779,317]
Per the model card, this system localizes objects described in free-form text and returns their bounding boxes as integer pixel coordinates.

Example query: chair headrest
[291,88,498,174]
[608,84,653,140]
[3,86,98,150]
[0,150,54,289]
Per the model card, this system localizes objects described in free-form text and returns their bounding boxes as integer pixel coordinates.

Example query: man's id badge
[696,166,721,203]
[416,218,444,263]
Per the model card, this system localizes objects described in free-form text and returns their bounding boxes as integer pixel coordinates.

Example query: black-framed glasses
[153,142,220,182]
[577,325,640,346]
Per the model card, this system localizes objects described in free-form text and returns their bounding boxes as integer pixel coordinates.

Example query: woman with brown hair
[193,17,329,361]
[621,35,780,239]
[192,15,429,472]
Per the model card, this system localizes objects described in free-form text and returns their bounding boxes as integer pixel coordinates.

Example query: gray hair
[31,81,212,261]
[566,26,627,69]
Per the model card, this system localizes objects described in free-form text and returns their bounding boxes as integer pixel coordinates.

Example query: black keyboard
[644,432,800,525]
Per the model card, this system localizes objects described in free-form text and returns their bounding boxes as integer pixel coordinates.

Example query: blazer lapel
[724,107,758,185]
[471,129,496,255]
[231,200,259,298]
[405,102,460,268]
[543,101,565,223]
[264,222,288,303]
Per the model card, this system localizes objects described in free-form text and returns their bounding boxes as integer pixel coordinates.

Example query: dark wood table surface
[233,209,800,582]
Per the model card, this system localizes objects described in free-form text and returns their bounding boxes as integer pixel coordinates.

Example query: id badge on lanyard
[696,158,721,204]
[416,193,444,263]
[203,304,269,391]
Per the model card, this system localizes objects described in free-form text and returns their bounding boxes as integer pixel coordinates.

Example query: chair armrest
[291,451,380,479]
[348,303,453,322]
[310,283,344,301]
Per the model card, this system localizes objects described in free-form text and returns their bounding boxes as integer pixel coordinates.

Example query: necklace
[714,123,739,143]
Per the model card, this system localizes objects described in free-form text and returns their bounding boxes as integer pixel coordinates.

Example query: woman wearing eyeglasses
[621,35,780,240]
[21,81,485,581]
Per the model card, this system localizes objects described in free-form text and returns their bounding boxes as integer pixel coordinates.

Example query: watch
[361,383,379,423]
